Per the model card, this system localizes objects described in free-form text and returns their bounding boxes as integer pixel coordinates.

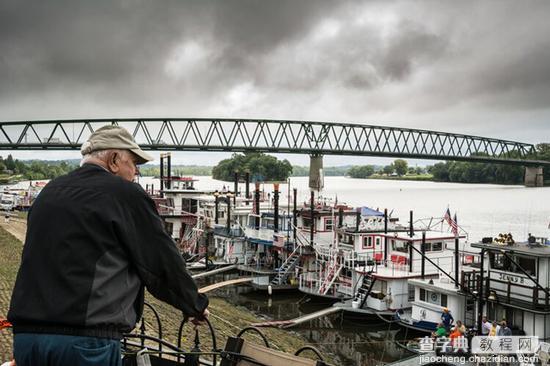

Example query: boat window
[164,221,173,235]
[342,234,354,245]
[392,241,408,253]
[490,253,512,271]
[422,242,432,252]
[376,237,381,246]
[343,268,352,278]
[324,218,333,231]
[441,294,448,307]
[419,288,426,301]
[514,255,536,276]
[432,242,443,251]
[363,236,374,249]
[302,217,312,229]
[408,284,415,302]
[381,280,388,295]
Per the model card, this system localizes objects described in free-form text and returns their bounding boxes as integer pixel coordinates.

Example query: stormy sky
[1,0,549,165]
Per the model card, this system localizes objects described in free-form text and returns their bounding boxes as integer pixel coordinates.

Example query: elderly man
[8,125,208,366]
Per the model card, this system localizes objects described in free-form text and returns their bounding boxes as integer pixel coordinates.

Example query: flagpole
[454,212,459,289]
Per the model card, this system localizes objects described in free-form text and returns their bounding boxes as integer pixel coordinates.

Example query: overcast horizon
[1,0,549,166]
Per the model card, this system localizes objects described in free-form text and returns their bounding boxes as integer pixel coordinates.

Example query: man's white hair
[80,149,130,166]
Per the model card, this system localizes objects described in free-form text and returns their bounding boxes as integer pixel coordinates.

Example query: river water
[136,176,549,365]
[138,175,550,242]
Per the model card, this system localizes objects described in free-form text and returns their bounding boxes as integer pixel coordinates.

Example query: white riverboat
[466,235,550,339]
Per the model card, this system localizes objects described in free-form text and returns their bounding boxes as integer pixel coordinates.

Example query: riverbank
[0,218,333,363]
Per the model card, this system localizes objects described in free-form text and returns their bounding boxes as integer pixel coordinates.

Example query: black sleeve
[117,184,208,317]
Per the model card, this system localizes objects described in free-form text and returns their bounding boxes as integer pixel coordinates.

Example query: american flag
[444,208,458,236]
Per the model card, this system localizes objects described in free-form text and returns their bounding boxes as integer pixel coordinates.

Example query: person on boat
[8,125,209,366]
[481,315,492,335]
[432,323,447,338]
[489,321,499,336]
[441,307,454,332]
[449,326,463,345]
[453,319,466,334]
[497,320,512,336]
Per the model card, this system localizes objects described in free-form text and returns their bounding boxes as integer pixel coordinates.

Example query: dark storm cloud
[0,0,346,101]
[0,0,549,144]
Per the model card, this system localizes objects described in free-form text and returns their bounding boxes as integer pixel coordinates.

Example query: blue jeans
[14,333,121,366]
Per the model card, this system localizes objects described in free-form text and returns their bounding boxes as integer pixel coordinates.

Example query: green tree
[5,154,15,171]
[429,162,449,181]
[393,159,408,176]
[382,164,394,175]
[212,152,293,182]
[415,166,425,175]
[348,165,375,179]
[536,143,550,181]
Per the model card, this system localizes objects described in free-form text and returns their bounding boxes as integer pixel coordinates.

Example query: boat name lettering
[497,272,525,284]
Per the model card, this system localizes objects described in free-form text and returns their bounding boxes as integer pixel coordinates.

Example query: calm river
[139,175,550,242]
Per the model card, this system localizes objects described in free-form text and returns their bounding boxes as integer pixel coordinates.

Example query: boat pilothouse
[465,235,550,340]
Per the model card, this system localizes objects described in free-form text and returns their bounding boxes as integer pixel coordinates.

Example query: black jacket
[8,164,208,339]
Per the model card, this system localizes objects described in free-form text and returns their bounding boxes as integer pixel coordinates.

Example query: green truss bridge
[0,118,546,186]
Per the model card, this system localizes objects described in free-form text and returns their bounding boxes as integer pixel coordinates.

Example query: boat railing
[119,301,331,365]
[482,273,550,311]
[213,225,245,238]
[378,256,453,276]
[298,272,341,297]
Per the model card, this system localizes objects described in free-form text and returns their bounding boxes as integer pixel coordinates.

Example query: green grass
[0,227,22,360]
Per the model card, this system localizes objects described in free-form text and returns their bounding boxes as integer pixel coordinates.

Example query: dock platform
[192,264,238,279]
[251,306,342,329]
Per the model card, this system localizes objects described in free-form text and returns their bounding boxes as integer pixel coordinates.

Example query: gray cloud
[0,0,549,146]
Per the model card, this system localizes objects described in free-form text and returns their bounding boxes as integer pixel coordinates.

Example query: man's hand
[190,308,209,327]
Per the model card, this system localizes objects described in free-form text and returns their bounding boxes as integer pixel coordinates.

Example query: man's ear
[106,151,120,174]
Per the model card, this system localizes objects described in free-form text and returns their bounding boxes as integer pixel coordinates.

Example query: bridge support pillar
[308,154,324,191]
[524,166,544,187]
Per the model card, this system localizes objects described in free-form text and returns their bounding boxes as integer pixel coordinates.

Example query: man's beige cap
[80,125,154,164]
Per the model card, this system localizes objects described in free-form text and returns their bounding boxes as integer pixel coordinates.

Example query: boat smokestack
[214,192,219,225]
[455,216,459,289]
[159,154,165,197]
[409,210,414,238]
[245,172,250,200]
[421,231,426,279]
[273,183,279,233]
[255,182,260,230]
[167,153,171,189]
[293,188,297,244]
[310,190,315,246]
[226,195,231,232]
[384,208,388,265]
[233,171,239,204]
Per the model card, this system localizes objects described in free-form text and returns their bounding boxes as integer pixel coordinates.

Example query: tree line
[347,143,550,184]
[0,155,78,180]
[2,142,548,185]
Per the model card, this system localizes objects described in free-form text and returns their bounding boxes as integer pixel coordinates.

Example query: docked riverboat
[298,208,469,318]
[464,235,550,340]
